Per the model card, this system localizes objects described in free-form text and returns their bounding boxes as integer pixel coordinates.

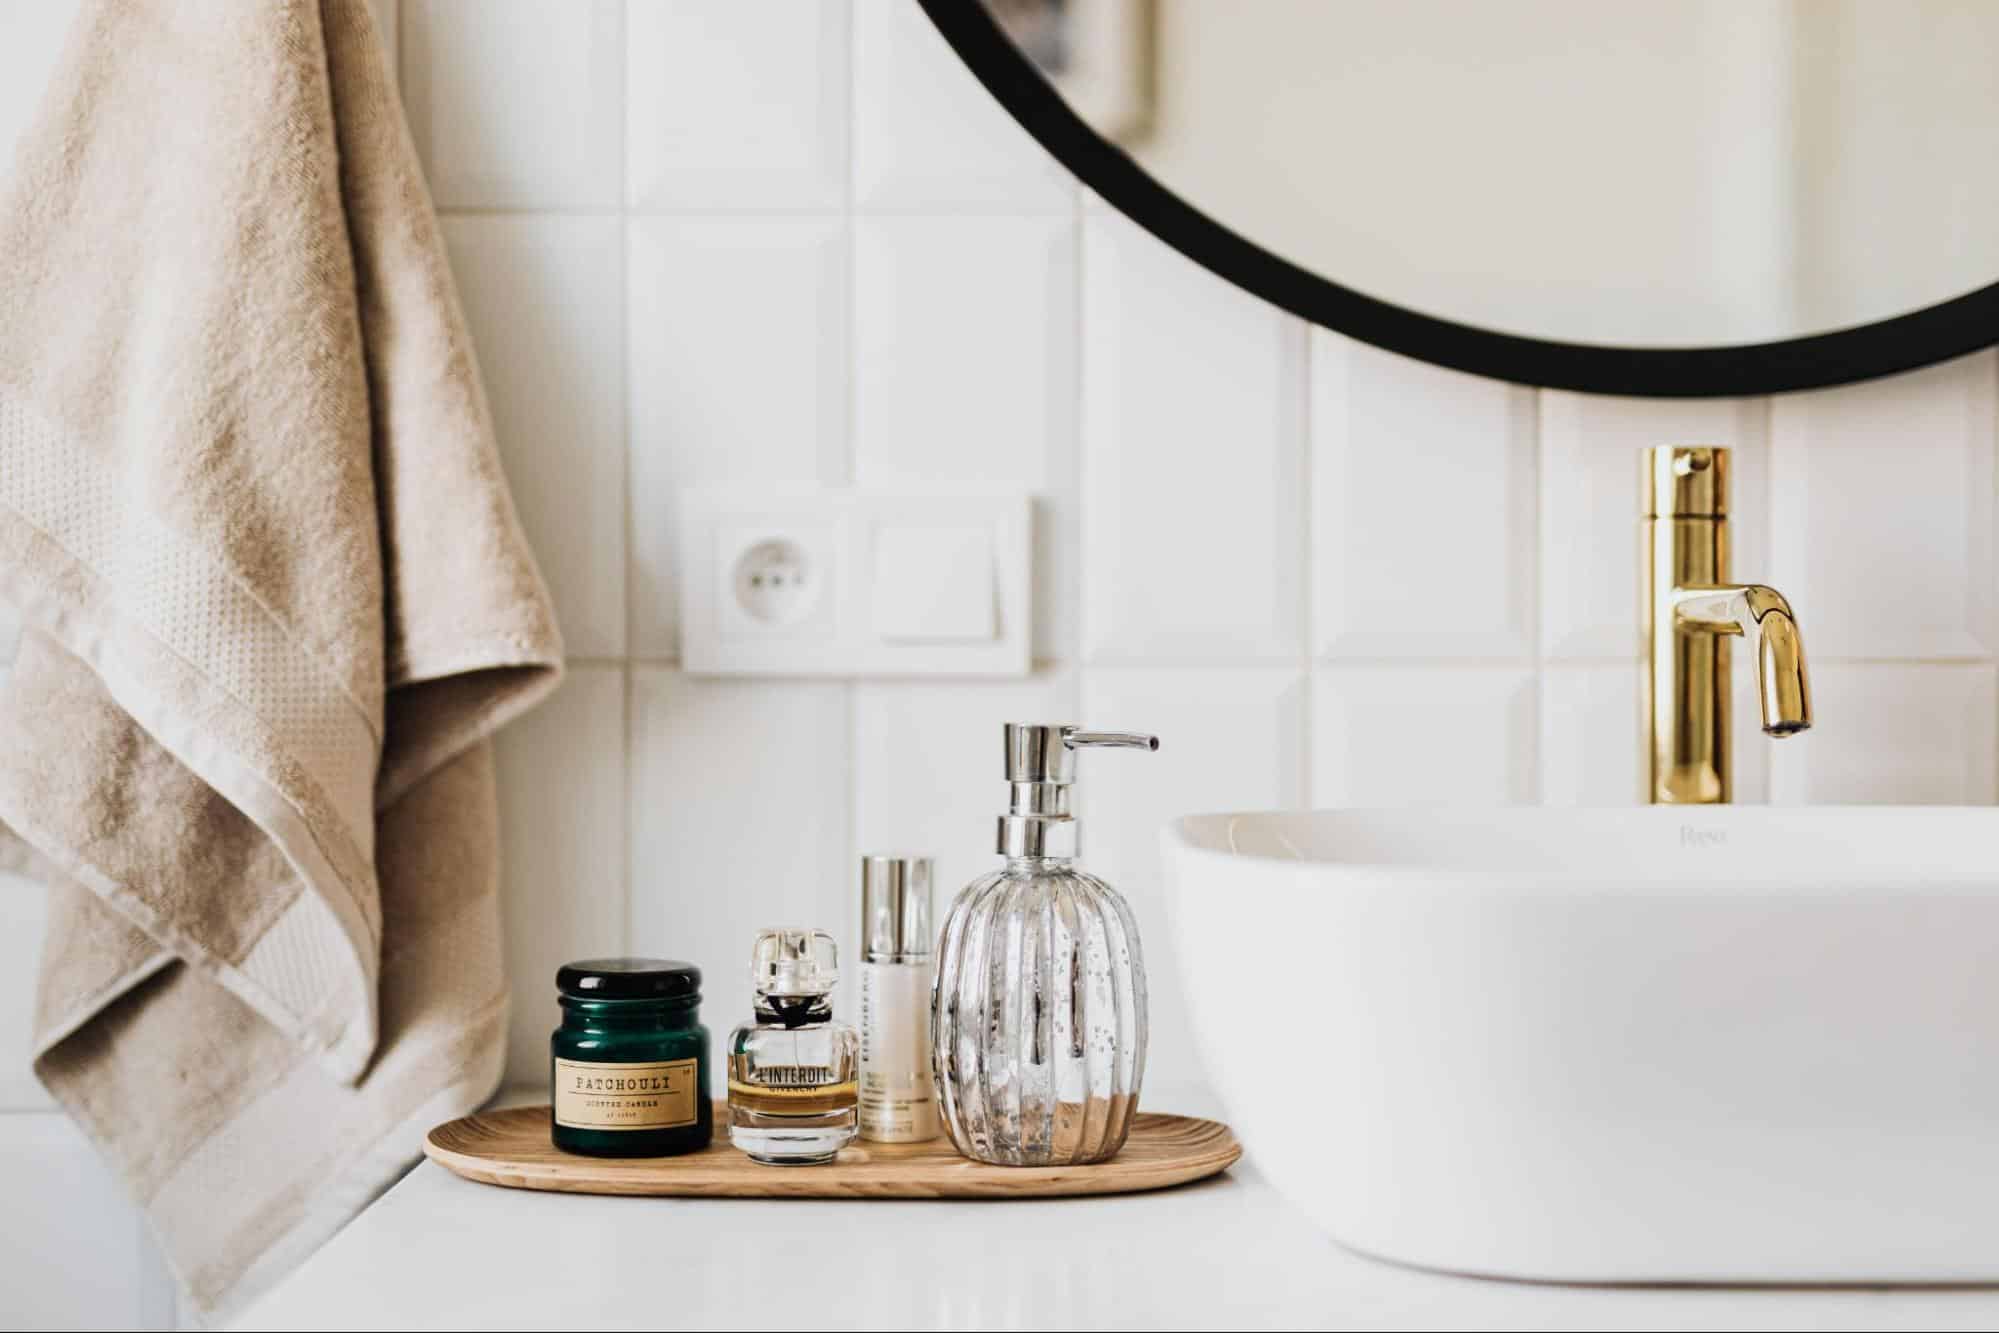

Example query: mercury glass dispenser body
[930,723,1159,1167]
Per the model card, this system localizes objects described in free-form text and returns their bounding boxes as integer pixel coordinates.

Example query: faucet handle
[1644,444,1728,519]
[1004,723,1159,784]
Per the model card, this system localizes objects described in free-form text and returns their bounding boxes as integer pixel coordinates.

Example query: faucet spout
[1671,584,1813,738]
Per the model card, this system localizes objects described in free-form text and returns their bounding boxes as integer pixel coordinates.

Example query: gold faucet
[1642,445,1812,804]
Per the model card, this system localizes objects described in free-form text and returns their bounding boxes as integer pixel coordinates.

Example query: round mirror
[930,0,1999,396]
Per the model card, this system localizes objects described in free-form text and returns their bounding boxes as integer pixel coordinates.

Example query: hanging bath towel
[0,0,563,1319]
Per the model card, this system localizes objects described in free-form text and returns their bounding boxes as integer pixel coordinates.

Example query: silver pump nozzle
[997,723,1159,858]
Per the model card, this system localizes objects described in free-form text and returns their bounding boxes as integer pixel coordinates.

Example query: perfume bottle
[857,855,939,1143]
[727,928,859,1165]
[932,723,1158,1166]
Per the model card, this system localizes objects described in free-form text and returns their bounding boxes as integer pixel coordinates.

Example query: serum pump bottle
[857,855,940,1143]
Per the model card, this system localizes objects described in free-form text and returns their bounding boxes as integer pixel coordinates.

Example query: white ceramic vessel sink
[1162,806,1999,1283]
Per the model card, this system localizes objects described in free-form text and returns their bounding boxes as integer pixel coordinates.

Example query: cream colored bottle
[857,855,940,1143]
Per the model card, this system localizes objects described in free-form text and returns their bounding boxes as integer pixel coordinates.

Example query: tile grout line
[842,0,860,899]
[1070,173,1088,704]
[1767,387,1783,803]
[615,0,634,952]
[1525,383,1544,805]
[1069,180,1090,825]
[432,205,1076,222]
[621,663,636,951]
[842,14,859,493]
[568,653,1999,671]
[1295,322,1314,809]
[1532,384,1558,804]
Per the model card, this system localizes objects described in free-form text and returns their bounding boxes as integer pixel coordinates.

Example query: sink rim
[1165,805,1999,882]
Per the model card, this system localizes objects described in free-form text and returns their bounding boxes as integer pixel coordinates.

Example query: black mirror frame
[921,0,1999,399]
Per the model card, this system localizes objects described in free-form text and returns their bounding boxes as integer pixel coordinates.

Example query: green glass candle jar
[551,958,712,1157]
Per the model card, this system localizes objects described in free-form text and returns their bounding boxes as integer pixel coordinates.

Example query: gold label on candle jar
[554,1057,700,1130]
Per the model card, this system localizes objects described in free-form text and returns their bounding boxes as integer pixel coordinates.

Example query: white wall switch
[678,486,1030,676]
[871,523,997,641]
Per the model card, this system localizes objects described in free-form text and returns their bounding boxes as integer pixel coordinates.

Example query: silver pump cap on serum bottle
[860,856,934,963]
[996,723,1160,859]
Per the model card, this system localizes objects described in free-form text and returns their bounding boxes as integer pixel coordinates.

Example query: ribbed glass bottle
[930,854,1147,1166]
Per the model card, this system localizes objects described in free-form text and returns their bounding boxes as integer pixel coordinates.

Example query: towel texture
[0,0,562,1318]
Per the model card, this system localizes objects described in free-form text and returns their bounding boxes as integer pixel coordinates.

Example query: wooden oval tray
[425,1101,1240,1199]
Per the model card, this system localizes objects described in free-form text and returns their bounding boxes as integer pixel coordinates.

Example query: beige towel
[0,0,563,1319]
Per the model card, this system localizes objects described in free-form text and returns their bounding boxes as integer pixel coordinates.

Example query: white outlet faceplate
[677,486,1031,677]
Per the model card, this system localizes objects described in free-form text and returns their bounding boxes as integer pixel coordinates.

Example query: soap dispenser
[931,723,1159,1166]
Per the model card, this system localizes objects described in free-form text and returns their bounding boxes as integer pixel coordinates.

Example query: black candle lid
[556,957,701,1001]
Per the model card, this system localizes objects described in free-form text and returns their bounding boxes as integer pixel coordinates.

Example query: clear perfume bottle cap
[749,927,839,997]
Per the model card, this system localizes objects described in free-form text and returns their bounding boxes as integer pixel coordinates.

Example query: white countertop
[239,1088,1999,1332]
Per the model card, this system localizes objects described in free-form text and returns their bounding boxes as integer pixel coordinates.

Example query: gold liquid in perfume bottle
[726,1066,858,1118]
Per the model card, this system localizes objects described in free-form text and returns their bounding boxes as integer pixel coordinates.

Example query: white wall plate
[677,486,1031,677]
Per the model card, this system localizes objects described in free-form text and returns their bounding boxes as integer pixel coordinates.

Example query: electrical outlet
[715,524,838,639]
[678,486,1030,677]
[732,538,811,625]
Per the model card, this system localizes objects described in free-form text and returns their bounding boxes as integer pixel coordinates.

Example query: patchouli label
[554,1057,699,1130]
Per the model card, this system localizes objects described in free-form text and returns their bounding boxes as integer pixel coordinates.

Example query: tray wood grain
[425,1102,1240,1199]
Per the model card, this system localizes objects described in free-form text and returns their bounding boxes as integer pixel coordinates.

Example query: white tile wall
[1770,354,1997,660]
[853,214,1080,657]
[628,215,850,656]
[444,215,629,658]
[405,0,625,210]
[8,2,1999,1325]
[494,666,629,1083]
[851,0,1073,213]
[1541,392,1770,659]
[1771,662,1998,805]
[1540,662,1642,806]
[626,0,850,212]
[1082,208,1307,664]
[628,670,850,1025]
[1315,335,1538,660]
[1316,665,1538,806]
